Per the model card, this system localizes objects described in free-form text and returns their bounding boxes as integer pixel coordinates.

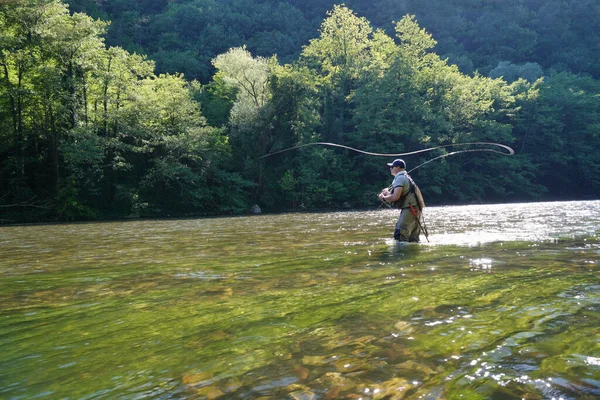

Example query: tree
[1,1,246,221]
[489,61,543,83]
[0,0,108,219]
[212,46,271,122]
[512,72,600,199]
[211,46,274,201]
[301,5,374,141]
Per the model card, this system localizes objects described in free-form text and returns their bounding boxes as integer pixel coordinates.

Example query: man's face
[390,165,398,175]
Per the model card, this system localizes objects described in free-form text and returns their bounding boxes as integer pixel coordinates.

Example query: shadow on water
[0,201,599,399]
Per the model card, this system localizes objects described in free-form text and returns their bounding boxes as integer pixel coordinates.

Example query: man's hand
[380,187,401,203]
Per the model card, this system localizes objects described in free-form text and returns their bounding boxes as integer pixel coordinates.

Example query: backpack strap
[405,173,425,211]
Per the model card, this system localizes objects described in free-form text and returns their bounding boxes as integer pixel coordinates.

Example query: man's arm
[378,186,403,202]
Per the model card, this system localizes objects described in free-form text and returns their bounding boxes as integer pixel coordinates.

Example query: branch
[0,196,53,209]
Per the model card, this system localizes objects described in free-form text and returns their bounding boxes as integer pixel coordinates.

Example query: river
[1,200,599,399]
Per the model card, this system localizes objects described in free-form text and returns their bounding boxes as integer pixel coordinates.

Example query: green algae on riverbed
[1,202,599,399]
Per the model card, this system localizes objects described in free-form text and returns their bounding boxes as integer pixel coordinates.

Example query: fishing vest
[392,173,425,210]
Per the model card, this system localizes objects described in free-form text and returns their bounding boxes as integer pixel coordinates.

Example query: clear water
[1,201,599,399]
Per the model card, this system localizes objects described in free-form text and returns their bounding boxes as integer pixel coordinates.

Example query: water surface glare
[1,200,599,399]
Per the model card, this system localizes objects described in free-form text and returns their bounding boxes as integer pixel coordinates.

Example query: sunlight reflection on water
[419,200,600,245]
[227,200,600,250]
[0,200,599,399]
[321,200,600,246]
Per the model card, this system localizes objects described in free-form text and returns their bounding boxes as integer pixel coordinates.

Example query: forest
[1,0,599,222]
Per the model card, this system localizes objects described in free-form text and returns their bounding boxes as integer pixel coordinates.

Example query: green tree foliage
[235,8,552,210]
[67,0,600,80]
[219,5,596,210]
[210,46,272,202]
[0,0,107,213]
[1,2,599,222]
[301,5,373,141]
[513,73,600,199]
[0,0,242,222]
[489,61,543,83]
[212,46,271,124]
[76,0,316,82]
[195,72,238,128]
[348,0,599,78]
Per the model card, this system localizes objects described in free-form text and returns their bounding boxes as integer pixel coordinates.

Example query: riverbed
[1,201,599,399]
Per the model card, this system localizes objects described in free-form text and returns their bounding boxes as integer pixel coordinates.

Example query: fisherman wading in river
[378,159,426,243]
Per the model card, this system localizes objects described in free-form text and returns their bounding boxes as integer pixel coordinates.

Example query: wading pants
[394,207,421,243]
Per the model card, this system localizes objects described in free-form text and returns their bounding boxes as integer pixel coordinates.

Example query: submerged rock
[393,321,415,335]
[286,384,316,400]
[289,389,316,400]
[194,385,224,399]
[394,360,435,376]
[378,377,412,399]
[302,355,326,365]
[333,358,373,373]
[293,365,309,380]
[182,371,212,385]
[324,386,341,399]
[221,378,242,394]
[317,371,355,393]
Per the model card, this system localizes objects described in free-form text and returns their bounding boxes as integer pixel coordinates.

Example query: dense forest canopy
[66,0,600,82]
[1,0,599,222]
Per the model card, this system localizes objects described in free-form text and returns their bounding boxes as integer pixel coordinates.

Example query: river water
[1,200,599,399]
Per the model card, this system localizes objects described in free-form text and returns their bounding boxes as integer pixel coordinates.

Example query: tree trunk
[103,81,108,136]
[67,61,76,129]
[2,62,19,158]
[16,65,24,178]
[82,73,88,126]
[49,103,60,189]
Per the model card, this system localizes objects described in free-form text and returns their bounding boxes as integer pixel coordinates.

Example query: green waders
[394,207,421,242]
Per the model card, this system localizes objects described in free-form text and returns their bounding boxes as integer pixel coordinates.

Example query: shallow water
[1,200,599,399]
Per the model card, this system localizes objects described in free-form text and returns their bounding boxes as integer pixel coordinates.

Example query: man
[378,159,421,242]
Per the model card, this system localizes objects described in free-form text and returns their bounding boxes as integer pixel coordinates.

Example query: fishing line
[261,141,514,241]
[260,141,514,169]
[407,147,512,173]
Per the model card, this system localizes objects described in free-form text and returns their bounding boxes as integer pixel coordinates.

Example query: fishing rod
[410,204,429,243]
